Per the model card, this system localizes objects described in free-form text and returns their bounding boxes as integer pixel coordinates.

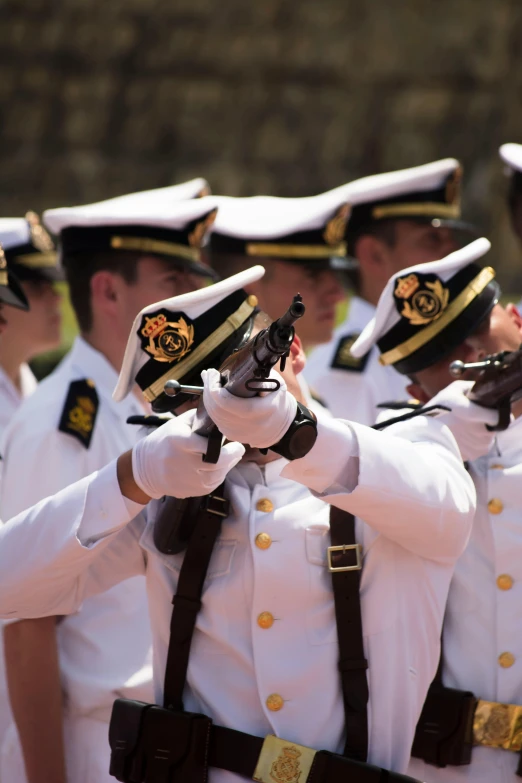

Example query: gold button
[255,532,272,550]
[266,693,284,712]
[498,652,515,668]
[257,612,274,629]
[256,498,274,513]
[497,574,514,591]
[247,294,258,307]
[490,464,504,470]
[488,498,504,515]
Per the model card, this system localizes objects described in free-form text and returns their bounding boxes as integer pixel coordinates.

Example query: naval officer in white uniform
[0,256,478,782]
[304,158,476,424]
[0,213,63,444]
[0,181,217,783]
[344,236,522,782]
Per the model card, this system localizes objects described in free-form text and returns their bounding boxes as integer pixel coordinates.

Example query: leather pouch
[411,685,477,767]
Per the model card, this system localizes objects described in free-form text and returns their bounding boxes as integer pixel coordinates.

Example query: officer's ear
[289,333,306,376]
[405,381,430,405]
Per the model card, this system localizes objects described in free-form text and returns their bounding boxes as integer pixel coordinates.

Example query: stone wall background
[1,0,522,290]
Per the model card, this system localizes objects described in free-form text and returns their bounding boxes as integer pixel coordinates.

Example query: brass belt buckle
[253,734,317,783]
[327,543,362,572]
[473,699,522,751]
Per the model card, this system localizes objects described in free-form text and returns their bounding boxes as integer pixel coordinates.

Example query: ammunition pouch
[411,684,477,767]
[109,698,212,783]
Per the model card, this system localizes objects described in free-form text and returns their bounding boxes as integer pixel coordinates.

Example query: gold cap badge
[140,312,195,363]
[188,209,218,249]
[445,166,462,207]
[323,203,351,246]
[394,273,450,326]
[25,211,55,253]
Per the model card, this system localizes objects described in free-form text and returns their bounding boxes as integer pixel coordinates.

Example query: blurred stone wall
[1,0,522,289]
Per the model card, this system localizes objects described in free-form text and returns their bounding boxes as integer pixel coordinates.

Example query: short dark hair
[62,250,143,332]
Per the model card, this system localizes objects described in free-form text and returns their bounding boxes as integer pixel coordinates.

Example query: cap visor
[12,265,66,283]
[410,216,480,239]
[0,273,29,310]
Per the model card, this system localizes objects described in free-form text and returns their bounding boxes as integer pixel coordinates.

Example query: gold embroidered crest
[58,379,99,448]
[188,209,218,248]
[394,274,450,326]
[269,745,303,783]
[323,204,351,246]
[445,166,462,207]
[25,211,55,253]
[141,312,195,363]
[68,396,95,435]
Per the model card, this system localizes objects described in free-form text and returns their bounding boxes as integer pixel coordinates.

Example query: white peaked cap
[0,218,33,249]
[499,143,522,174]
[113,265,265,402]
[347,158,460,204]
[307,158,461,207]
[351,237,492,358]
[44,193,217,235]
[212,193,351,239]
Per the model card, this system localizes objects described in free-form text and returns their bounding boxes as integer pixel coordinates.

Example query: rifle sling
[162,493,368,762]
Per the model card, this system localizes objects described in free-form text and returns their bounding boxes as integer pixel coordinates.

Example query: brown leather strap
[162,485,229,710]
[329,506,369,762]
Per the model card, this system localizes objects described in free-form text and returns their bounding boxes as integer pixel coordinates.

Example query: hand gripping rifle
[449,344,522,430]
[153,294,307,555]
[163,293,306,463]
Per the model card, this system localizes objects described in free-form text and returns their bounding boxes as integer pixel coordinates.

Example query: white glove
[201,367,298,449]
[132,408,245,499]
[427,380,500,461]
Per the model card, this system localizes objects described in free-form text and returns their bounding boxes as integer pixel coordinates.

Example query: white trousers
[0,714,113,783]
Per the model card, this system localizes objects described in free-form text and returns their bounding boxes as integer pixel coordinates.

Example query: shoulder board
[127,414,172,428]
[377,399,423,411]
[331,334,370,373]
[58,378,99,449]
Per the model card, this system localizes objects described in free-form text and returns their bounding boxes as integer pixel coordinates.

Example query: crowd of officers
[0,145,520,783]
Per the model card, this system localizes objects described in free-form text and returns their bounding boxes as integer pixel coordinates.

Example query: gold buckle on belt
[327,543,362,572]
[473,699,522,751]
[252,734,317,783]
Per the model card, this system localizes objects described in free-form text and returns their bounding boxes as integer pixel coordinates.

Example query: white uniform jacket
[0,362,37,448]
[408,415,522,783]
[0,336,153,717]
[0,413,475,780]
[0,361,37,777]
[304,296,409,424]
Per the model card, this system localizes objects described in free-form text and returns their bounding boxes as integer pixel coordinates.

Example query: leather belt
[208,725,421,783]
[473,699,522,752]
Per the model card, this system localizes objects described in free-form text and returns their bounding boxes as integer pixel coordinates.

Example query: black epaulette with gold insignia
[58,379,99,448]
[127,414,171,428]
[331,334,370,373]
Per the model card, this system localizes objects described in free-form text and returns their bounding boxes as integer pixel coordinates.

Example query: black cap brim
[274,255,358,272]
[0,272,30,310]
[412,216,480,239]
[9,262,65,284]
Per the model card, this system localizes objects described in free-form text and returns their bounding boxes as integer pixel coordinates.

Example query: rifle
[449,344,522,430]
[163,293,306,462]
[153,294,306,555]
